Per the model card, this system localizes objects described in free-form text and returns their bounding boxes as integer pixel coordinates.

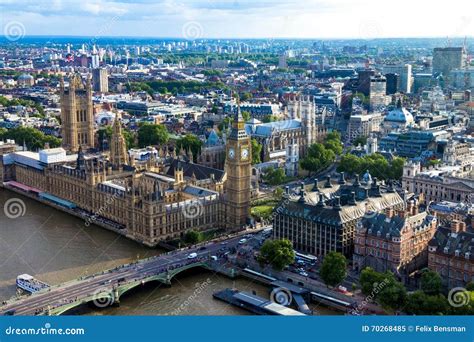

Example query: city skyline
[1,0,473,40]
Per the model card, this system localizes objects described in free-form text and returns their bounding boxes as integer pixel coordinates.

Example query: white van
[187,252,198,259]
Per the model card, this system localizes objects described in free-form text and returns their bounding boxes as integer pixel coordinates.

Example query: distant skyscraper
[91,54,100,68]
[369,75,387,110]
[278,53,288,68]
[357,69,376,96]
[92,68,109,93]
[400,64,412,94]
[432,47,467,81]
[385,73,398,95]
[382,64,412,93]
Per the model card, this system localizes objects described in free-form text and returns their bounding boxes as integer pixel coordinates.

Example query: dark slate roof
[166,158,224,181]
[276,191,404,226]
[360,212,436,238]
[429,227,474,260]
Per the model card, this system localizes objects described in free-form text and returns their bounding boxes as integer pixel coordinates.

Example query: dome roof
[385,107,414,124]
[18,73,33,80]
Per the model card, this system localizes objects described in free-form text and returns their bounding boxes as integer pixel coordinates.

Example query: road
[0,233,252,316]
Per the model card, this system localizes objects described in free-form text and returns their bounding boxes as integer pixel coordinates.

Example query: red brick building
[428,215,474,289]
[353,202,437,276]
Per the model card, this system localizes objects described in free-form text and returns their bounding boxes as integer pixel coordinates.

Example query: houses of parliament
[0,74,252,246]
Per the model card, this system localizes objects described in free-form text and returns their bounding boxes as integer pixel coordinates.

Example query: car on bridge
[187,253,198,259]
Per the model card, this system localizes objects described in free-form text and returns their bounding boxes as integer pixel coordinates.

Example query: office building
[92,68,109,93]
[273,173,405,257]
[385,73,398,95]
[369,75,388,110]
[432,47,467,81]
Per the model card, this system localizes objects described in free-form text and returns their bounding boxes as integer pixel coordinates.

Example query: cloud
[0,0,472,38]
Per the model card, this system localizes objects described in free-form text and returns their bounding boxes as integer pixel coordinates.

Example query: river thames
[0,189,338,315]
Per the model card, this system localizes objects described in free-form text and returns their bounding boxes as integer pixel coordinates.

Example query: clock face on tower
[228,148,235,159]
[241,148,249,160]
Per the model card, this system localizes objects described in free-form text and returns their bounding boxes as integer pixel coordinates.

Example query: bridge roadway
[0,234,246,316]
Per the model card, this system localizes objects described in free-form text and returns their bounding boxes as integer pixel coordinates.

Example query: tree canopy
[259,239,295,271]
[251,138,262,165]
[299,131,342,175]
[320,252,347,287]
[137,123,169,148]
[337,153,405,180]
[262,167,287,185]
[299,143,335,175]
[176,134,203,161]
[0,126,61,150]
[420,269,443,295]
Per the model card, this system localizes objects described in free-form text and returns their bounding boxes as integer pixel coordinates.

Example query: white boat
[16,274,49,294]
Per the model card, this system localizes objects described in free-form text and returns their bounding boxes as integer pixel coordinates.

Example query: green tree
[353,136,367,147]
[262,114,277,123]
[251,138,262,165]
[176,134,203,161]
[262,168,286,185]
[337,153,404,181]
[299,143,335,175]
[324,139,343,156]
[259,239,295,271]
[183,230,203,245]
[273,187,284,200]
[405,291,449,315]
[420,269,443,295]
[242,111,251,122]
[218,116,233,132]
[359,267,389,295]
[324,131,343,155]
[137,123,169,147]
[427,159,441,167]
[0,126,61,150]
[123,129,136,149]
[320,252,347,287]
[337,154,362,175]
[388,157,405,180]
[240,92,252,101]
[377,280,407,312]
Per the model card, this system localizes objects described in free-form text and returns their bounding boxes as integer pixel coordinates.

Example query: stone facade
[402,161,474,204]
[0,112,252,246]
[273,173,405,257]
[60,74,95,153]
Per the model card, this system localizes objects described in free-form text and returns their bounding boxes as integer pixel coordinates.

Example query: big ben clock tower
[225,104,252,231]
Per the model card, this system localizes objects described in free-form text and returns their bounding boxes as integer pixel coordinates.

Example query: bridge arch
[116,262,210,300]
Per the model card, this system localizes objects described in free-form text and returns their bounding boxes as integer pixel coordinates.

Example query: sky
[1,0,473,39]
